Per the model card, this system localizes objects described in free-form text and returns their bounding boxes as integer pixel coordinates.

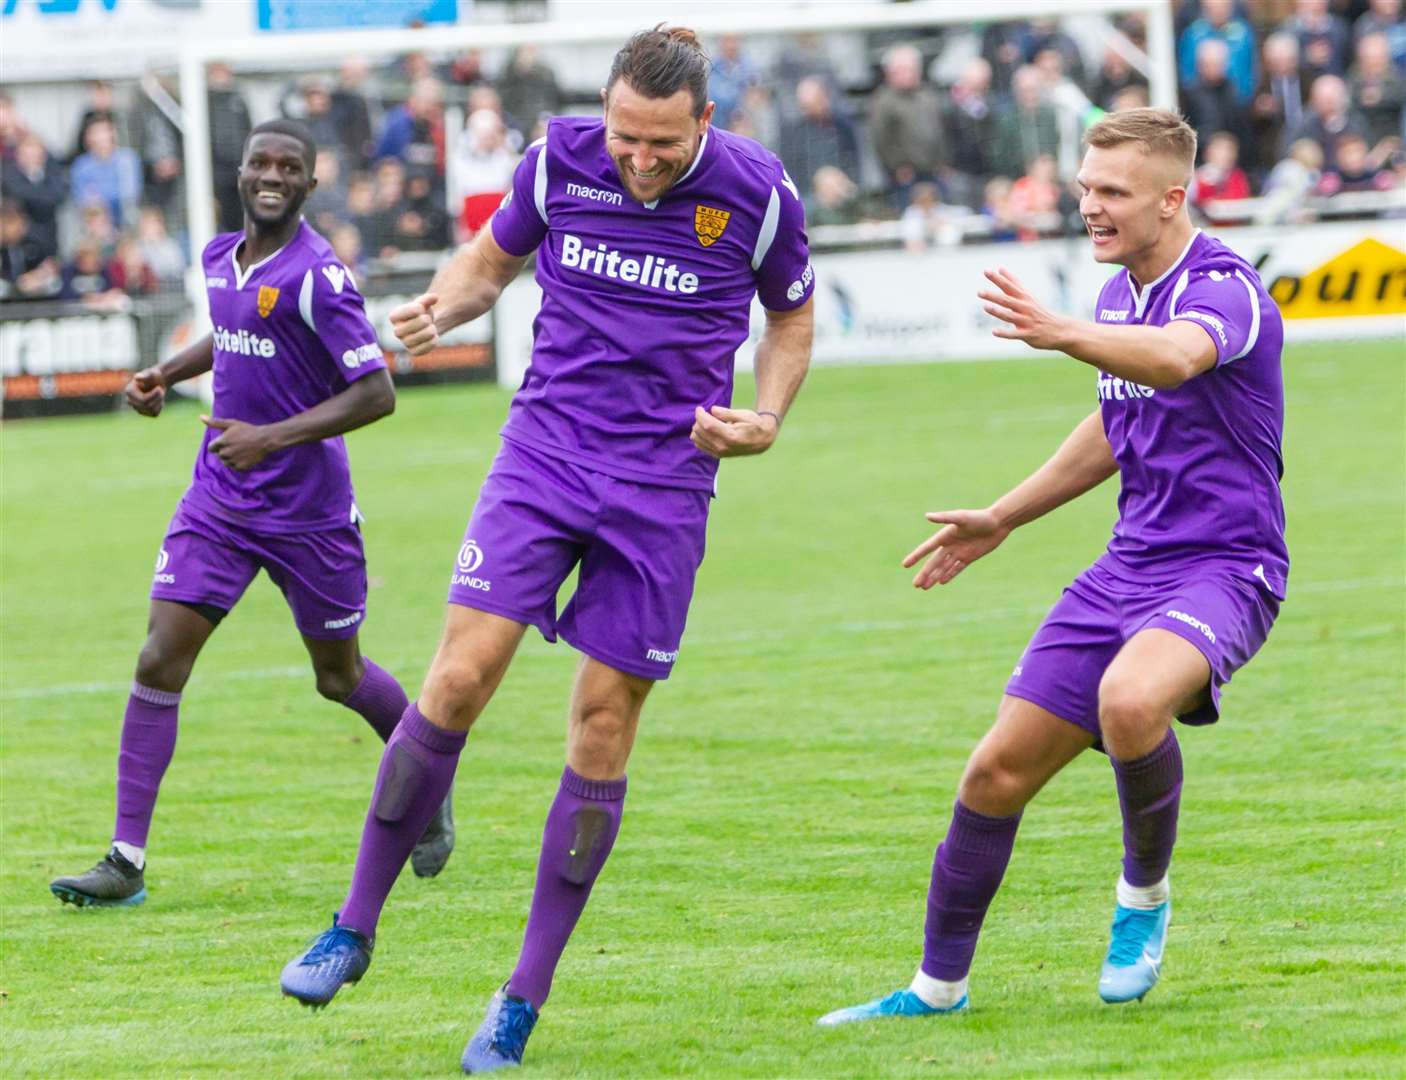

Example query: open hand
[690,405,779,459]
[978,268,1071,351]
[902,508,1010,589]
[202,415,276,471]
[390,291,439,356]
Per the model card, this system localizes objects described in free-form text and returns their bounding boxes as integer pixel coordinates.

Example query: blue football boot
[280,915,373,1008]
[817,987,969,1026]
[1099,901,1170,1003]
[461,985,539,1073]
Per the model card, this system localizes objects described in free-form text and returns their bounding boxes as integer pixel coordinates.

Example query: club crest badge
[257,285,280,317]
[694,205,730,247]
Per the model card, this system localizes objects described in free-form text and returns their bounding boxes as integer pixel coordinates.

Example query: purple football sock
[1111,729,1182,887]
[506,766,627,1010]
[920,800,1021,982]
[338,702,465,937]
[342,658,409,743]
[112,682,181,848]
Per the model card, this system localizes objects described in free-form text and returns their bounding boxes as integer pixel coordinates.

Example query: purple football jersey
[1094,229,1289,596]
[184,220,386,533]
[491,117,814,491]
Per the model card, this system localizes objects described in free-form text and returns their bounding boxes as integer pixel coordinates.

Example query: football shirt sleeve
[753,164,814,312]
[1169,267,1261,367]
[490,138,549,258]
[300,262,387,384]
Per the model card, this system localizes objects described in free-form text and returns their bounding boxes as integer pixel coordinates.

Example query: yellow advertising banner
[1266,237,1406,319]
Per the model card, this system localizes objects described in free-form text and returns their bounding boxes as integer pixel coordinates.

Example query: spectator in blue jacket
[1179,0,1258,103]
[70,119,141,229]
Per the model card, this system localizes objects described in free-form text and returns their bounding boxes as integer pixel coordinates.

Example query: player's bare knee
[958,752,1029,816]
[573,702,629,754]
[1097,679,1161,754]
[421,659,494,730]
[313,666,359,704]
[134,641,192,694]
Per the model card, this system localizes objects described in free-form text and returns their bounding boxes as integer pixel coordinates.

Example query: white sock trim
[112,840,145,870]
[910,968,967,1009]
[1117,873,1169,910]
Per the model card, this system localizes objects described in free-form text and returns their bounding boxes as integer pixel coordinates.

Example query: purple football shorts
[1006,555,1280,738]
[446,438,710,680]
[150,499,368,640]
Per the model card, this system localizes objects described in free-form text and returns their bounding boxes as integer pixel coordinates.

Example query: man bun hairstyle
[1084,107,1197,184]
[244,118,318,174]
[607,24,711,117]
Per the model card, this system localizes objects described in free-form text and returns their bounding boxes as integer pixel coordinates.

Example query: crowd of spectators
[4,0,1404,303]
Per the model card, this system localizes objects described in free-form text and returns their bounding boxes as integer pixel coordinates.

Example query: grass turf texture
[2,342,1403,1078]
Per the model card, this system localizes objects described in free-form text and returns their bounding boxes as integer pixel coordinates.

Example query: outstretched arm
[125,333,216,417]
[390,228,528,356]
[980,267,1218,389]
[202,369,395,471]
[691,296,814,458]
[904,409,1117,589]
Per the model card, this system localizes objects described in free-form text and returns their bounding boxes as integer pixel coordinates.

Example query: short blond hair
[1084,107,1197,183]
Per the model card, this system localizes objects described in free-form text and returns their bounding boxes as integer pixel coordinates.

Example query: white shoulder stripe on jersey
[298,268,316,332]
[752,187,781,270]
[1229,269,1260,362]
[532,137,549,225]
[1167,267,1191,318]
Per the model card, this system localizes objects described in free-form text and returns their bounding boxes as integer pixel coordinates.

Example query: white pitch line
[2,575,1400,703]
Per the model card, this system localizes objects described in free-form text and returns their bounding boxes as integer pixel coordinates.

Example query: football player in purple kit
[821,108,1287,1025]
[49,119,454,910]
[280,27,815,1073]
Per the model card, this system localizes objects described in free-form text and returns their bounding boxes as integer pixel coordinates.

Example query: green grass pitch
[2,341,1403,1077]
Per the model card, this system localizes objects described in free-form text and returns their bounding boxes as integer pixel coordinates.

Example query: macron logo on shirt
[213,324,276,358]
[559,233,700,294]
[566,182,623,206]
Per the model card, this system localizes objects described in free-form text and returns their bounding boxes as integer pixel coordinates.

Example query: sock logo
[153,547,175,584]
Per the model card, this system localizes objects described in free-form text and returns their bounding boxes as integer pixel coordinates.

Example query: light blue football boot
[280,915,373,1008]
[461,985,539,1073]
[1099,901,1170,1003]
[817,987,969,1026]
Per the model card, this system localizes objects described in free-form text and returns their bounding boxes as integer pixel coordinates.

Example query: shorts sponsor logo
[1012,664,1023,678]
[1097,371,1155,402]
[645,647,679,663]
[324,611,363,630]
[153,547,175,584]
[1100,308,1130,321]
[342,342,382,369]
[1165,609,1216,644]
[694,204,730,247]
[257,285,280,318]
[452,539,491,591]
[1179,309,1228,349]
[456,540,484,573]
[566,182,623,206]
[213,324,276,358]
[787,263,814,302]
[206,276,229,289]
[322,264,347,294]
[558,233,700,294]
